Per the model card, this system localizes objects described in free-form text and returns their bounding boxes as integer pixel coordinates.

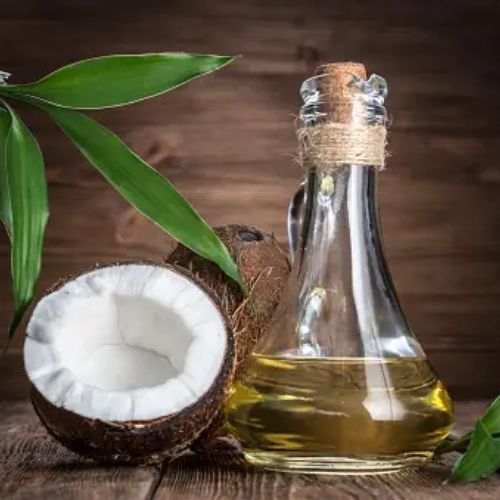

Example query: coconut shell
[168,225,290,450]
[28,263,236,465]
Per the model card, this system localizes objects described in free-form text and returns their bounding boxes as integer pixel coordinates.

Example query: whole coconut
[168,224,290,374]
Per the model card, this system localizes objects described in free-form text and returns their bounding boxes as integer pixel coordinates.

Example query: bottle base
[243,450,432,475]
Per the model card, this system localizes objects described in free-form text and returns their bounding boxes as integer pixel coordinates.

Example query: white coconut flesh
[24,264,227,422]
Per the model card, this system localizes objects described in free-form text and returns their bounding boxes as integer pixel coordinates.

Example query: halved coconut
[24,263,234,464]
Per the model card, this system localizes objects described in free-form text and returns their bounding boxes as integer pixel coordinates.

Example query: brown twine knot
[297,122,387,170]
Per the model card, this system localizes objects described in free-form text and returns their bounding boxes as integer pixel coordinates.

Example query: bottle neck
[291,161,421,358]
[296,164,384,323]
[297,164,378,269]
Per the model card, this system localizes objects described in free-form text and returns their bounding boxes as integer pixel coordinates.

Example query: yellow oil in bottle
[226,355,454,474]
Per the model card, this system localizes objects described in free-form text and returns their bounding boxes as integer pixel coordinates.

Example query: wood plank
[153,401,500,500]
[0,401,159,500]
[0,400,497,499]
[2,234,500,299]
[453,401,490,433]
[156,454,500,500]
[0,351,30,401]
[2,257,500,396]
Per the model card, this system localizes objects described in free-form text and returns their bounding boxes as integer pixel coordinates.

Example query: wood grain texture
[0,402,159,500]
[157,454,500,500]
[0,400,497,500]
[0,0,499,397]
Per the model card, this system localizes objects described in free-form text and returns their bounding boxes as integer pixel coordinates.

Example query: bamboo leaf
[481,395,500,435]
[0,108,12,235]
[0,101,48,341]
[40,103,244,289]
[450,421,500,483]
[1,53,235,109]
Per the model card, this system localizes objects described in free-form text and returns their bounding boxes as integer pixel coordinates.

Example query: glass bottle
[226,63,454,474]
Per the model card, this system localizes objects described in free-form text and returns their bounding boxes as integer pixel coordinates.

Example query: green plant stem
[436,433,472,454]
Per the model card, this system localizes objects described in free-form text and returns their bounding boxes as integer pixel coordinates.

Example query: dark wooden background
[1,0,499,399]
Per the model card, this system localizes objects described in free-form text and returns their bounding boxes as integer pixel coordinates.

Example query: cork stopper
[314,62,367,124]
[315,62,367,81]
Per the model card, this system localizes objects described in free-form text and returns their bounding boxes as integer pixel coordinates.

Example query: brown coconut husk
[168,224,290,374]
[167,225,290,450]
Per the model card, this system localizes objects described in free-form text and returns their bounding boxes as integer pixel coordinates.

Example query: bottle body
[226,64,454,474]
[227,355,453,473]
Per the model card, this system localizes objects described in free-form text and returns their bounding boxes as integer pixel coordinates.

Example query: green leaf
[481,395,500,435]
[0,108,13,235]
[450,420,500,483]
[1,53,235,109]
[39,103,244,289]
[0,101,48,341]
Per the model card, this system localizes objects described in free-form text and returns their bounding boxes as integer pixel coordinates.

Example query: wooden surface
[1,1,500,396]
[0,400,498,499]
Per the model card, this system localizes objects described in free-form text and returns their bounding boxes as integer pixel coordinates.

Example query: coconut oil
[226,355,454,473]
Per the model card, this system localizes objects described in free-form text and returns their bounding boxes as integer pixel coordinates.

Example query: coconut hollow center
[24,264,228,421]
[58,293,196,391]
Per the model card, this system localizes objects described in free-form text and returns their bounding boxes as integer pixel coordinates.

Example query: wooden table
[1,400,498,499]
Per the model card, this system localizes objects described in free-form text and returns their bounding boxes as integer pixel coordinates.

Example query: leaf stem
[436,432,472,454]
[437,430,500,455]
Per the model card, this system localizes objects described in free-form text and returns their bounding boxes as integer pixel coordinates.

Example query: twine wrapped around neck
[297,122,387,170]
